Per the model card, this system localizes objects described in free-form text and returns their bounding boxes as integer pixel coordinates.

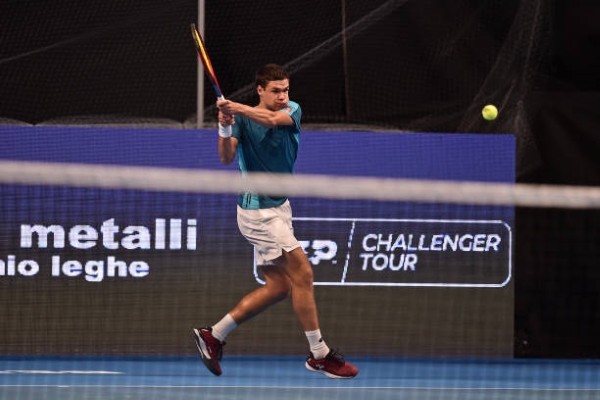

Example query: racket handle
[216,95,232,137]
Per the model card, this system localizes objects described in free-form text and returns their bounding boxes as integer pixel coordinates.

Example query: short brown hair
[255,64,289,88]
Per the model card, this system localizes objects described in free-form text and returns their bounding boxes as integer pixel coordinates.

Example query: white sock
[305,329,330,359]
[211,313,237,342]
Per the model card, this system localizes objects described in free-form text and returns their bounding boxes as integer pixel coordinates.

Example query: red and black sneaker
[193,327,225,376]
[305,350,359,379]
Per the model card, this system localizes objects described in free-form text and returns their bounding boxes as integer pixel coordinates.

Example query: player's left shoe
[305,350,359,379]
[193,327,225,376]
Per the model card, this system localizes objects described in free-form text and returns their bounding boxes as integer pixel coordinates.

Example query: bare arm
[218,100,293,128]
[217,109,237,164]
[218,135,238,164]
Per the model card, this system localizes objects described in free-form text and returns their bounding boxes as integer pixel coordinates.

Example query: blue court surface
[1,356,599,399]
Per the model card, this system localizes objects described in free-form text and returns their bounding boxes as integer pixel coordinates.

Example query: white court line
[0,370,123,375]
[0,385,598,392]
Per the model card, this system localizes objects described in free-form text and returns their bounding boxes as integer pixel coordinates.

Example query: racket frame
[191,23,224,100]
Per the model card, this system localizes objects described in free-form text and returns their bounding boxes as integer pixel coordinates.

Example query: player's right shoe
[305,350,359,379]
[193,327,225,376]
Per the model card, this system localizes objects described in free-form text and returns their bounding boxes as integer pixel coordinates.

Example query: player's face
[258,79,290,111]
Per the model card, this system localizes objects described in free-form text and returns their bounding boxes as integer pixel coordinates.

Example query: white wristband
[218,123,232,138]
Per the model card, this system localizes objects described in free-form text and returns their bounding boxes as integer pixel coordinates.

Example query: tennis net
[1,156,599,360]
[1,160,600,208]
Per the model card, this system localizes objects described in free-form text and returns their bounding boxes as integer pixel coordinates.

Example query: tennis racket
[191,23,232,137]
[190,23,224,101]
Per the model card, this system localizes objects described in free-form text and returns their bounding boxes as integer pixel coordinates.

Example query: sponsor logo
[254,218,512,288]
[1,218,197,282]
[299,240,338,265]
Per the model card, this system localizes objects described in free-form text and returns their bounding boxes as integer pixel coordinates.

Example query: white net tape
[1,160,600,209]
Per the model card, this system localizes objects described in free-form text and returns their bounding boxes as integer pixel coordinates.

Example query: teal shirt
[232,100,301,209]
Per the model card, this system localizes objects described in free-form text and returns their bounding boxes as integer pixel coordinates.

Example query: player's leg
[228,264,292,324]
[275,247,319,331]
[277,247,359,379]
[193,264,291,376]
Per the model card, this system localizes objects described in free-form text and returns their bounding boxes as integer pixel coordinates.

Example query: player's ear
[257,85,264,96]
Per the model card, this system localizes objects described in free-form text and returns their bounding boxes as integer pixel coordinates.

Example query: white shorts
[237,200,300,266]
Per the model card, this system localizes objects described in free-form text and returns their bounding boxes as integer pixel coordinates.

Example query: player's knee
[294,261,314,289]
[266,279,292,300]
[278,286,292,301]
[277,280,293,300]
[280,248,314,288]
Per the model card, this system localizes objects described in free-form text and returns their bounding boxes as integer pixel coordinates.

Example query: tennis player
[193,63,358,379]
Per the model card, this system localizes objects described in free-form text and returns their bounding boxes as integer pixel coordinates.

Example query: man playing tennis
[193,63,358,379]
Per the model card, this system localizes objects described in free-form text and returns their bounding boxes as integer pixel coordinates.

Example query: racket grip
[216,95,232,137]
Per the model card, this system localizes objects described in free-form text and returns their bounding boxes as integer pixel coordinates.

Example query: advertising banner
[0,126,514,357]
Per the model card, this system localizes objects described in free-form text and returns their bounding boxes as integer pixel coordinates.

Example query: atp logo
[299,240,338,265]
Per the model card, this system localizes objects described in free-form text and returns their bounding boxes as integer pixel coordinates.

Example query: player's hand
[218,110,235,127]
[217,99,236,116]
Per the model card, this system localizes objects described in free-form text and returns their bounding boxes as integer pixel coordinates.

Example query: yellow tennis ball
[482,104,498,121]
